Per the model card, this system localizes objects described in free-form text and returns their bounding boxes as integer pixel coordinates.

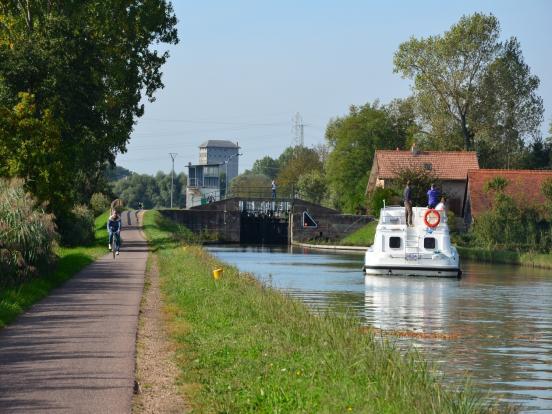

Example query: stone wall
[161,198,373,245]
[290,213,374,243]
[159,209,241,242]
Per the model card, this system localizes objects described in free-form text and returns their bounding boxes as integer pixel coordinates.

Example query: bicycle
[110,231,121,259]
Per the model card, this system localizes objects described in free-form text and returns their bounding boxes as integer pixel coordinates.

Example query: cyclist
[107,211,121,255]
[136,202,143,224]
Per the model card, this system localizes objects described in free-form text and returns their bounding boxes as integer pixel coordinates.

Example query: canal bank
[143,210,503,413]
[456,246,552,269]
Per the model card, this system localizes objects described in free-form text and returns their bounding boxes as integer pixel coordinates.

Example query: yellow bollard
[212,268,223,280]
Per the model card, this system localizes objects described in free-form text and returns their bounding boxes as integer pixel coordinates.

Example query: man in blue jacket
[427,184,440,209]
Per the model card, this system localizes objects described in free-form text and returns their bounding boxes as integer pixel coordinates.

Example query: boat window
[424,237,436,249]
[389,237,401,249]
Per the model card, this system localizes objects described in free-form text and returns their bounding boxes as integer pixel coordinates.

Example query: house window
[204,166,219,177]
[389,237,401,249]
[424,237,436,249]
[204,177,219,188]
[424,163,432,171]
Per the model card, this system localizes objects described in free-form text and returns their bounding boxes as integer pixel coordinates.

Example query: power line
[292,112,305,147]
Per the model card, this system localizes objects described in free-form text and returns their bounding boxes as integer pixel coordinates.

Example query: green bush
[0,178,58,286]
[471,193,550,252]
[57,204,95,247]
[392,165,442,207]
[90,192,110,216]
[367,187,400,214]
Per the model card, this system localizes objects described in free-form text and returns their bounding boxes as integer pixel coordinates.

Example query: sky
[116,0,552,176]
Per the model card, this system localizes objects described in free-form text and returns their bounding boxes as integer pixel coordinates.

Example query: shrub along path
[0,211,147,413]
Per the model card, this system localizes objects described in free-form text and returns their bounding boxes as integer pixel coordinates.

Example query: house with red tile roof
[366,149,479,215]
[463,169,552,225]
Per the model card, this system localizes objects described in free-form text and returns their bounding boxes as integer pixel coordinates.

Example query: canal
[206,245,552,413]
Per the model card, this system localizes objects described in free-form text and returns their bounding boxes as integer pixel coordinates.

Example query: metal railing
[187,185,297,208]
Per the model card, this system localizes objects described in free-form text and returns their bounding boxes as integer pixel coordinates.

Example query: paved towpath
[0,211,147,413]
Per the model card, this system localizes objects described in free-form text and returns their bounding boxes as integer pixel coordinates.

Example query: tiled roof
[199,140,239,148]
[467,169,552,217]
[375,150,479,180]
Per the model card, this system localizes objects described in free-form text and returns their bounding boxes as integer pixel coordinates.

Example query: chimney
[411,143,418,156]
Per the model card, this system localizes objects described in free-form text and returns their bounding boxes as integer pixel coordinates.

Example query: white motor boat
[363,206,461,278]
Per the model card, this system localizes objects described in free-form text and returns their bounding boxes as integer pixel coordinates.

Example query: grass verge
[339,220,378,246]
[457,246,552,269]
[143,210,506,413]
[0,211,110,328]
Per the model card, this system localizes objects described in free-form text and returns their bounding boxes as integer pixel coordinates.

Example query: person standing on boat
[427,184,440,209]
[403,180,413,226]
[435,196,446,211]
[271,180,276,199]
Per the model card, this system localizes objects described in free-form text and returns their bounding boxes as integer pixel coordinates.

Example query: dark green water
[207,245,552,413]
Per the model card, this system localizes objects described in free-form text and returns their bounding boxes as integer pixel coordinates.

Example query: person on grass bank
[107,211,121,255]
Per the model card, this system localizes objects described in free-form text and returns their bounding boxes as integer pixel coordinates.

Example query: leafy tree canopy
[251,156,280,180]
[229,172,272,198]
[111,171,186,209]
[276,146,323,197]
[296,170,327,205]
[394,12,543,167]
[391,166,442,208]
[324,102,414,213]
[0,0,178,218]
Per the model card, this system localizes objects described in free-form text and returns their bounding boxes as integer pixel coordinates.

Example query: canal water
[206,245,552,413]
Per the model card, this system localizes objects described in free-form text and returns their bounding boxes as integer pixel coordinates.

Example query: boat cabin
[372,206,453,260]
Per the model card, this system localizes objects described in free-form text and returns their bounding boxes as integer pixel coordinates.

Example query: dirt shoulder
[133,253,188,413]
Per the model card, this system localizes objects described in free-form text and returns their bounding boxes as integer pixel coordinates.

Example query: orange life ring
[423,209,441,228]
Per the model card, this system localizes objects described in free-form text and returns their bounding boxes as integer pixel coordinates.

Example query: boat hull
[363,265,461,278]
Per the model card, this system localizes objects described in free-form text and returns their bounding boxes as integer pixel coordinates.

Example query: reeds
[0,178,57,286]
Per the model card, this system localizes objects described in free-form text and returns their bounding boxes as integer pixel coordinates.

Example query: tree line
[236,13,549,214]
[110,170,187,210]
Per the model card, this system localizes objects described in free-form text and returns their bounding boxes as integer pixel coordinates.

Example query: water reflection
[206,245,552,412]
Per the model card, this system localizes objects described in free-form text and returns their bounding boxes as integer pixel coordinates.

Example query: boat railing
[380,215,406,225]
[379,206,448,226]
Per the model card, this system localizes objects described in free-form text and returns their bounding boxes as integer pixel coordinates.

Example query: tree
[296,170,327,204]
[111,171,187,209]
[0,1,178,224]
[391,165,441,208]
[251,156,280,179]
[276,146,323,197]
[394,13,543,160]
[229,173,272,198]
[325,102,410,213]
[523,138,551,170]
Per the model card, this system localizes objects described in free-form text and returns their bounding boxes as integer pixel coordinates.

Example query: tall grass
[0,211,109,328]
[144,210,507,413]
[0,178,57,286]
